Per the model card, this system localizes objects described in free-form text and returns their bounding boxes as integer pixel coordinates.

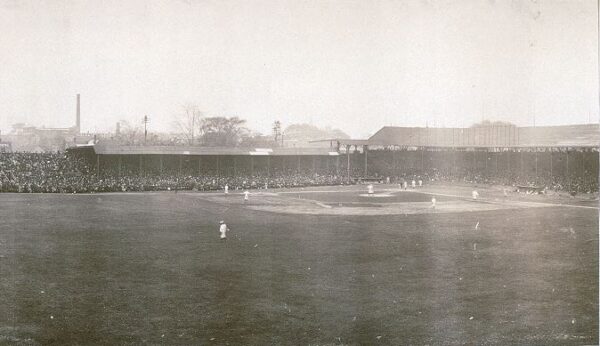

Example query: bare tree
[117,120,143,145]
[174,104,203,145]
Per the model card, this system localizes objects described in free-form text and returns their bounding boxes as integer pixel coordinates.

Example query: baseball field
[0,184,597,345]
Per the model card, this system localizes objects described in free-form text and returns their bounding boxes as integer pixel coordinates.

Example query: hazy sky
[0,0,597,138]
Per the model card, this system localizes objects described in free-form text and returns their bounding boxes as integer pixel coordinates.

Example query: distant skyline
[0,0,597,138]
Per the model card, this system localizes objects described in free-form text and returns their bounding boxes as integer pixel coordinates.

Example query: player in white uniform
[418,179,423,187]
[403,181,408,190]
[431,197,436,209]
[411,180,416,189]
[367,184,374,195]
[224,184,229,194]
[219,220,228,240]
[244,190,249,202]
[472,190,479,200]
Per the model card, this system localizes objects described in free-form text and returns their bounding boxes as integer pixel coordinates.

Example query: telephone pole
[143,115,150,144]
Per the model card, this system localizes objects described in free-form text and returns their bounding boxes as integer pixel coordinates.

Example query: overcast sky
[0,0,597,138]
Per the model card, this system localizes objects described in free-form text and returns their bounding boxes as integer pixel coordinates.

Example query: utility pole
[273,120,282,146]
[143,115,150,144]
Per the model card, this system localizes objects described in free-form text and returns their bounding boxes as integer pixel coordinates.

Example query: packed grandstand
[0,123,597,194]
[0,148,596,194]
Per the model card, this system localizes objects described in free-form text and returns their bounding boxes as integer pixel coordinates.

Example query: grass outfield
[0,185,597,345]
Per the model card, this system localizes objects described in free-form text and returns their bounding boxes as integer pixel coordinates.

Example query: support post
[179,156,182,176]
[233,156,237,176]
[267,156,270,177]
[118,156,122,176]
[160,155,163,173]
[217,156,220,177]
[336,155,340,175]
[566,149,570,189]
[139,155,143,175]
[495,150,498,173]
[453,150,456,174]
[198,156,202,175]
[364,145,368,176]
[534,150,538,177]
[549,151,553,178]
[250,156,254,176]
[520,151,523,176]
[346,145,351,183]
[485,152,488,172]
[312,156,316,174]
[96,155,100,175]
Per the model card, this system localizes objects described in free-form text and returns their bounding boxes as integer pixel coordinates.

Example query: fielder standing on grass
[244,190,249,202]
[431,196,436,209]
[219,220,229,240]
[472,190,479,200]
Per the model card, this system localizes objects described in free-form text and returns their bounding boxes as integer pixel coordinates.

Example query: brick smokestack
[76,94,81,134]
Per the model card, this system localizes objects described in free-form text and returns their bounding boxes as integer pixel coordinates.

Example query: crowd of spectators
[390,167,598,194]
[0,152,597,194]
[0,152,350,193]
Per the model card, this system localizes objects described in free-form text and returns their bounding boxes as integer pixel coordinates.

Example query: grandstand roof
[368,124,599,148]
[310,138,370,146]
[91,143,339,156]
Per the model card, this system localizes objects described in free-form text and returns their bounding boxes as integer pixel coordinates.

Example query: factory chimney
[76,94,81,134]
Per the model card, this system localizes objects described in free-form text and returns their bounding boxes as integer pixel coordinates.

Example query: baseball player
[472,190,479,200]
[431,196,436,209]
[418,179,423,187]
[224,184,229,194]
[219,220,229,240]
[411,179,416,189]
[367,184,374,195]
[244,190,249,202]
[403,181,408,190]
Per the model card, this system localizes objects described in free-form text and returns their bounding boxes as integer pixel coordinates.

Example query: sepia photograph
[0,0,598,344]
